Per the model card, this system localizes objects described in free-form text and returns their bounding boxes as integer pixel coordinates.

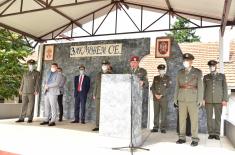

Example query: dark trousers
[57,94,63,119]
[177,110,191,136]
[75,93,87,121]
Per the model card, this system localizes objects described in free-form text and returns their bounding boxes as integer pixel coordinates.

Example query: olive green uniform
[174,67,203,142]
[125,67,149,127]
[93,71,112,128]
[151,75,171,130]
[203,73,228,136]
[19,70,40,120]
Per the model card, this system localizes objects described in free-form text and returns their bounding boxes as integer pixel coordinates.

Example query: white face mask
[51,67,56,72]
[102,65,108,72]
[28,65,33,71]
[159,70,166,76]
[183,61,190,68]
[79,70,84,75]
[209,66,216,72]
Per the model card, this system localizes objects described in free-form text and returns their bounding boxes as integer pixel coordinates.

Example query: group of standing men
[16,61,66,126]
[15,52,228,147]
[150,53,228,147]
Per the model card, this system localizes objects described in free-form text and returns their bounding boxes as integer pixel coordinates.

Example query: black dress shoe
[208,135,214,139]
[48,122,56,126]
[92,127,99,131]
[81,121,85,124]
[176,139,186,144]
[160,129,166,133]
[70,120,79,123]
[15,119,24,123]
[40,122,49,125]
[214,135,220,140]
[151,129,158,132]
[58,118,63,122]
[190,141,198,147]
[27,120,33,123]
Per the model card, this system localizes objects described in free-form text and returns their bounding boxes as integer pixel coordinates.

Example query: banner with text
[70,43,122,57]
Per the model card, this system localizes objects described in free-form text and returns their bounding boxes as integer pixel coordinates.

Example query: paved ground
[0,118,234,155]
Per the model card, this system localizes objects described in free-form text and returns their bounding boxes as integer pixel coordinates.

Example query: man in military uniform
[203,60,228,140]
[92,60,112,131]
[151,64,171,133]
[126,56,149,128]
[174,53,203,147]
[16,59,40,123]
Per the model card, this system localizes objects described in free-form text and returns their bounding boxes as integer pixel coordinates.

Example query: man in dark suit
[71,65,90,124]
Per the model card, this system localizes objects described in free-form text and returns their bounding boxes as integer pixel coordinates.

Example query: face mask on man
[51,67,57,72]
[102,65,108,72]
[209,66,216,72]
[79,70,85,75]
[28,65,33,71]
[183,61,190,68]
[159,70,166,76]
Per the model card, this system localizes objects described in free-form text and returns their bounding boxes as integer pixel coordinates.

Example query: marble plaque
[99,74,143,146]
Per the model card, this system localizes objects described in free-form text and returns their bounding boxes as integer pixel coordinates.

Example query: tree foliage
[167,17,200,43]
[0,29,32,99]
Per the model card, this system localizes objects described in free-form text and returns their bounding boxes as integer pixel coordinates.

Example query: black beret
[183,53,194,60]
[157,64,166,70]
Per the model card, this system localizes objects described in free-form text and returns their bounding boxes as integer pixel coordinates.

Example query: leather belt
[179,85,197,89]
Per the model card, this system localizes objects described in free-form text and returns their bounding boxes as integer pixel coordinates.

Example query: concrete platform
[0,118,234,155]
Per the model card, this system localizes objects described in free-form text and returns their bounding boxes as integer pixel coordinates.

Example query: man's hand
[198,102,203,107]
[140,81,144,87]
[19,91,22,95]
[45,84,49,90]
[174,102,178,108]
[202,100,206,107]
[222,101,227,106]
[93,96,96,100]
[34,92,38,95]
[155,94,162,100]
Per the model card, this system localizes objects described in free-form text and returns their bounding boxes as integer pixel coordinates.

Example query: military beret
[207,60,218,66]
[27,59,36,64]
[79,64,85,70]
[102,60,110,65]
[183,53,194,60]
[130,56,140,62]
[157,64,166,70]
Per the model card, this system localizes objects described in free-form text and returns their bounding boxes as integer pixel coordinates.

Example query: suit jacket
[174,67,203,103]
[203,73,228,103]
[44,71,62,95]
[74,75,90,97]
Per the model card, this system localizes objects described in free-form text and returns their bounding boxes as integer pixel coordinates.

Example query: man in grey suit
[40,63,62,126]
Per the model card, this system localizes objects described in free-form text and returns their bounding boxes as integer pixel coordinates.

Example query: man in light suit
[40,63,62,126]
[71,65,90,124]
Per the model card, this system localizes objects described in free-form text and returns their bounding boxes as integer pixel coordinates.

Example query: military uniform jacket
[93,71,112,99]
[125,67,149,88]
[174,67,203,103]
[19,70,40,94]
[151,75,171,100]
[203,73,228,103]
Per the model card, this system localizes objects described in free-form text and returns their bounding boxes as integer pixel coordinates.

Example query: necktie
[77,76,84,92]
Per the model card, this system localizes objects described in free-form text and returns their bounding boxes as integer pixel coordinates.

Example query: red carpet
[0,150,18,155]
